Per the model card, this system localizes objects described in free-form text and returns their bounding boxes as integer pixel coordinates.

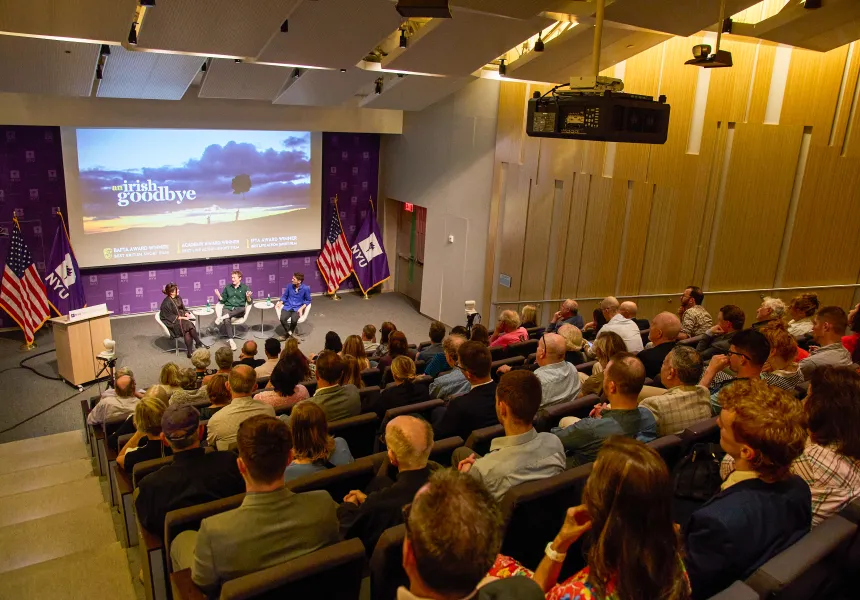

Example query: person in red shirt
[489,310,528,348]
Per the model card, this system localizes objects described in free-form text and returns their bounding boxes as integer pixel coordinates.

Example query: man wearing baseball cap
[135,403,244,537]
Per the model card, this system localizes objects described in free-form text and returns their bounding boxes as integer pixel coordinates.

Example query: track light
[201,62,207,72]
[291,68,301,79]
[280,19,288,33]
[498,58,506,77]
[804,0,821,8]
[234,59,242,63]
[140,0,155,6]
[96,65,103,80]
[374,78,383,95]
[128,22,138,45]
[399,29,408,48]
[100,44,111,56]
[340,68,347,73]
[534,34,544,52]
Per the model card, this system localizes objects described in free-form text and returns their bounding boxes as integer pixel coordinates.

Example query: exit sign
[404,203,414,212]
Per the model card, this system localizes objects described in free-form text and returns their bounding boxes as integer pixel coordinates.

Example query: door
[395,203,425,305]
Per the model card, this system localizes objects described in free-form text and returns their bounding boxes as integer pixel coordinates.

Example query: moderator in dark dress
[159,295,203,357]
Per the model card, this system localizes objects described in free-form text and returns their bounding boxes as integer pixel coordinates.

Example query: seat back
[679,416,720,454]
[464,424,505,456]
[576,360,596,375]
[300,379,317,396]
[840,499,860,589]
[380,399,444,430]
[164,493,245,567]
[507,339,538,359]
[359,386,382,413]
[414,359,426,375]
[287,455,378,502]
[413,374,433,388]
[526,326,545,340]
[133,455,175,488]
[154,312,172,337]
[500,463,594,579]
[219,538,365,600]
[534,394,600,432]
[490,346,508,361]
[706,581,761,600]
[256,376,270,389]
[361,368,382,388]
[328,413,379,459]
[369,525,407,600]
[491,356,524,378]
[428,437,464,467]
[745,515,858,600]
[647,435,684,471]
[679,334,706,347]
[640,328,651,346]
[417,341,431,351]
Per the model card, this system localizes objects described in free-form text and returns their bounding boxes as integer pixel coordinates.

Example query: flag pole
[11,217,38,352]
[363,197,375,300]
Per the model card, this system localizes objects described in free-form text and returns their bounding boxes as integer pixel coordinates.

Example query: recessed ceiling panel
[198,59,291,101]
[274,68,380,107]
[137,0,300,58]
[0,0,137,44]
[257,0,401,69]
[97,46,203,100]
[733,0,860,52]
[360,75,473,111]
[449,0,578,20]
[384,13,553,77]
[0,36,98,96]
[605,0,761,37]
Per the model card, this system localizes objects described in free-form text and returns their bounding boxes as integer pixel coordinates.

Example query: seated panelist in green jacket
[214,270,252,350]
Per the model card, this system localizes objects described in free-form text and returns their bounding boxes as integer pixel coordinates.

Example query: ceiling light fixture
[498,58,506,77]
[340,68,347,73]
[96,65,103,80]
[234,59,242,63]
[139,0,155,6]
[280,19,289,33]
[399,28,408,48]
[534,33,544,52]
[201,62,207,72]
[100,44,111,56]
[375,78,384,94]
[291,68,301,78]
[128,22,138,45]
[804,0,821,8]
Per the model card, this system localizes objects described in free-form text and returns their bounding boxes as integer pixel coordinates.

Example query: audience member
[579,331,627,397]
[202,346,233,386]
[787,293,820,338]
[469,323,490,346]
[170,367,210,405]
[117,396,171,472]
[638,312,681,378]
[520,305,538,329]
[254,353,310,411]
[423,331,458,378]
[342,334,371,370]
[191,348,215,385]
[843,303,860,363]
[619,300,650,330]
[582,307,608,337]
[497,333,581,406]
[759,321,804,390]
[695,304,744,360]
[490,438,689,600]
[362,323,379,355]
[555,353,656,467]
[340,416,436,554]
[321,330,343,355]
[684,380,809,599]
[400,469,545,600]
[640,346,711,436]
[310,351,361,421]
[455,371,565,500]
[368,356,430,418]
[596,297,644,353]
[428,335,471,399]
[206,365,275,449]
[170,416,339,595]
[135,404,244,536]
[700,329,770,414]
[489,310,528,348]
[373,321,397,358]
[557,324,587,365]
[450,325,469,336]
[752,296,786,329]
[416,321,446,362]
[677,286,713,339]
[159,362,183,397]
[87,367,140,425]
[799,306,853,379]
[547,298,585,332]
[280,337,312,380]
[232,341,264,369]
[199,374,231,420]
[433,341,498,441]
[340,355,365,389]
[376,330,415,371]
[283,401,354,481]
[254,338,280,378]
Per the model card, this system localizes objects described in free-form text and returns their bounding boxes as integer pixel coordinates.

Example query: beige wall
[486,33,860,325]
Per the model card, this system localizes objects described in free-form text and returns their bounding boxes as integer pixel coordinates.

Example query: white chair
[272,303,312,336]
[215,303,252,340]
[154,312,195,355]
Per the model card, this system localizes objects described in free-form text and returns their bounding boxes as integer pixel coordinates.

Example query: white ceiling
[0,0,857,112]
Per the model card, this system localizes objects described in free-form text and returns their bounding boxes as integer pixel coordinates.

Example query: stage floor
[0,291,433,444]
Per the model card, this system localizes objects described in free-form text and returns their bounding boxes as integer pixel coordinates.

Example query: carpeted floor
[0,291,434,444]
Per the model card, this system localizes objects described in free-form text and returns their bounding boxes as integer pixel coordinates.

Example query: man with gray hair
[619,300,650,330]
[87,367,142,425]
[339,415,437,554]
[427,334,470,396]
[547,298,584,332]
[753,297,786,329]
[596,296,644,353]
[640,346,712,435]
[496,333,581,406]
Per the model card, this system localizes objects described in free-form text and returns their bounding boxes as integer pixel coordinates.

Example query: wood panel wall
[485,33,860,325]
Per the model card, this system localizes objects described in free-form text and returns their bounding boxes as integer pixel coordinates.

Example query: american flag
[0,221,51,344]
[316,198,353,293]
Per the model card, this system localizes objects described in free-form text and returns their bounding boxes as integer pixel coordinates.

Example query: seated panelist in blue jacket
[275,272,311,338]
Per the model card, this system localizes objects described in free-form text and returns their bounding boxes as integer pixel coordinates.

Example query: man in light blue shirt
[275,272,311,338]
[455,370,565,500]
[428,335,471,398]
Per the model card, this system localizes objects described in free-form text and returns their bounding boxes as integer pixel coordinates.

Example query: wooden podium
[50,312,113,386]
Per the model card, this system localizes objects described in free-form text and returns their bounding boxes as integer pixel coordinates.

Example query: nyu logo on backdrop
[33,225,42,237]
[150,302,158,311]
[135,287,144,297]
[25,151,35,163]
[281,259,289,267]
[205,266,213,274]
[89,275,98,284]
[105,290,114,299]
[29,189,39,201]
[207,295,214,304]
[219,279,226,287]
[10,170,20,182]
[268,274,276,283]
[48,170,57,182]
[304,257,311,265]
[180,268,187,276]
[120,272,128,281]
[193,282,201,290]
[256,261,264,269]
[246,276,253,284]
[148,270,156,279]
[232,263,239,270]
[122,304,130,314]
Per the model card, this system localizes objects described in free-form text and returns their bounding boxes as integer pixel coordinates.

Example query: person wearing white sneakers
[214,270,252,351]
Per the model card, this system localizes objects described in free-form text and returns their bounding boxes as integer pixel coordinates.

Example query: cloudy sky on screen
[76,129,311,217]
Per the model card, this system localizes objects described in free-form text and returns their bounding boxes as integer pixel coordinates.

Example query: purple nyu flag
[350,201,390,294]
[44,215,86,316]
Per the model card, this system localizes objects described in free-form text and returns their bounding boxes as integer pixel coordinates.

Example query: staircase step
[0,503,116,574]
[0,430,85,459]
[0,477,104,528]
[0,458,93,498]
[0,438,89,476]
[0,541,136,600]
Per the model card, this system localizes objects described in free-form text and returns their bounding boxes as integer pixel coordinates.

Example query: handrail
[493,283,860,306]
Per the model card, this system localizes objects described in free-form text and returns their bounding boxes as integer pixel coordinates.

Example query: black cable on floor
[19,348,63,381]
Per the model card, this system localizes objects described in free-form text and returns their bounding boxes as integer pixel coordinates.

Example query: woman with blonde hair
[759,321,804,391]
[520,305,538,329]
[283,401,354,481]
[490,437,690,600]
[367,356,430,418]
[489,310,528,348]
[339,355,365,389]
[558,324,586,365]
[786,293,819,338]
[342,334,371,371]
[158,362,183,396]
[579,331,627,397]
[117,396,171,473]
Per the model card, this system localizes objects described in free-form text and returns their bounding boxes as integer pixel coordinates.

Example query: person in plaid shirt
[677,286,713,339]
[640,346,712,436]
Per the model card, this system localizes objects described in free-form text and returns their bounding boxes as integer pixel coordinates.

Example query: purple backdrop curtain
[0,127,379,325]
